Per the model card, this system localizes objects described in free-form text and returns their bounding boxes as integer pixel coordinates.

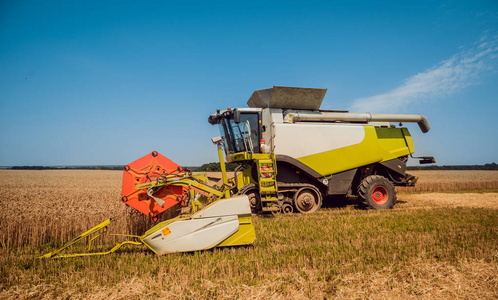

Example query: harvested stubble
[1,206,497,299]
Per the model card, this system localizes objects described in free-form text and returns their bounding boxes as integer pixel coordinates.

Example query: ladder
[256,154,279,212]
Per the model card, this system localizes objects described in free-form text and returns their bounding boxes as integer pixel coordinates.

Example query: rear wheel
[294,187,322,213]
[358,175,396,209]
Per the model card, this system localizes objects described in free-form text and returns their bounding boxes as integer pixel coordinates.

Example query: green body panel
[374,127,414,158]
[236,167,257,189]
[402,128,415,153]
[296,126,414,176]
[231,152,272,162]
[217,215,256,247]
[231,153,271,189]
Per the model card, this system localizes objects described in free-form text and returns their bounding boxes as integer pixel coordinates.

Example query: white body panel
[272,123,366,159]
[142,195,251,255]
[192,195,252,219]
[142,216,239,255]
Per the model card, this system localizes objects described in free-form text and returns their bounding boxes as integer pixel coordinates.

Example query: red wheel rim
[372,186,388,205]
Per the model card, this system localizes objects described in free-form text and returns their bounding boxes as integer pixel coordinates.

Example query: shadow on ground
[322,195,362,209]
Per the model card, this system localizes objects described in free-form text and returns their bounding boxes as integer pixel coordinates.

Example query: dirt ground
[397,192,498,209]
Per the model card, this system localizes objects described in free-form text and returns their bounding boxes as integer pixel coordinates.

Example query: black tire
[293,187,322,213]
[246,190,262,213]
[358,175,396,209]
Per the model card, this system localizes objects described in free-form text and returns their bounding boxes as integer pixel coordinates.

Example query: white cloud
[350,34,498,113]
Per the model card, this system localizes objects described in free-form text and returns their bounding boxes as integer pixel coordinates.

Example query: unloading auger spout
[283,111,431,133]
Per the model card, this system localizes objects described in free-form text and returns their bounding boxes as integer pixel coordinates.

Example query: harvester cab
[42,86,434,258]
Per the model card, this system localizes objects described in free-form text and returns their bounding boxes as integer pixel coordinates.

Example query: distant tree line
[10,166,124,170]
[10,162,498,171]
[190,162,239,172]
[9,163,239,172]
[407,162,497,171]
[10,166,53,170]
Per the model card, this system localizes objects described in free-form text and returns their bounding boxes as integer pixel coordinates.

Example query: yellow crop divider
[40,218,143,259]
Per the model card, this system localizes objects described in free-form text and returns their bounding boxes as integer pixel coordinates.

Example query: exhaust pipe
[284,112,431,133]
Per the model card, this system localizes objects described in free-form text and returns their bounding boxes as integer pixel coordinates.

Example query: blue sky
[1,0,497,166]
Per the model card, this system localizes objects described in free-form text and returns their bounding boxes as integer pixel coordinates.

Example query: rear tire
[358,175,396,209]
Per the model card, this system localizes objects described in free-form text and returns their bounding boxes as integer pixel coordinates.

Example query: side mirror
[211,136,223,145]
[233,109,241,124]
[419,156,436,164]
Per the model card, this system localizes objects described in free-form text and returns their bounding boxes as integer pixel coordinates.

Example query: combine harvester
[42,86,434,258]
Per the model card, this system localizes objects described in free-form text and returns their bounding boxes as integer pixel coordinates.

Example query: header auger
[42,86,434,257]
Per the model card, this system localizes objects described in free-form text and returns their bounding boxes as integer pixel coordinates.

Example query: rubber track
[237,183,321,195]
[277,182,321,194]
[236,182,323,211]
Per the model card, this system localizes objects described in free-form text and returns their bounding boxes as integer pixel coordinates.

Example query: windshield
[219,112,260,154]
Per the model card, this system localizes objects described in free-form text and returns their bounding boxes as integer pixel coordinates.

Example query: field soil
[0,170,497,299]
[398,170,498,192]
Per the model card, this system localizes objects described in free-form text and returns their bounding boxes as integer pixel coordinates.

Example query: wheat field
[0,169,497,299]
[399,170,498,192]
